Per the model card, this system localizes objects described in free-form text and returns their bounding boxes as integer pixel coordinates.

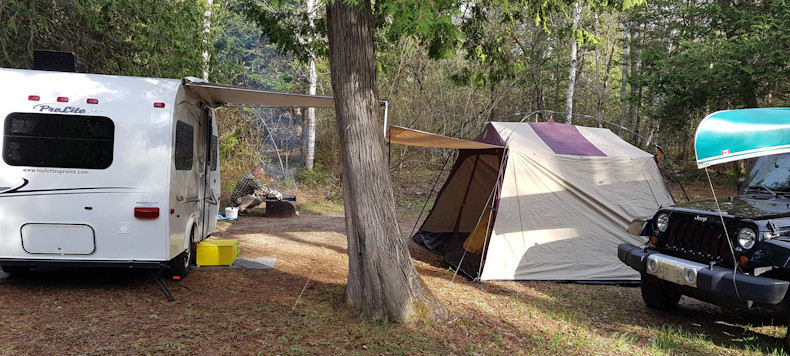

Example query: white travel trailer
[0,66,334,279]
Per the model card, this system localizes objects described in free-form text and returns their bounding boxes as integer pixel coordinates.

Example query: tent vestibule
[401,121,674,282]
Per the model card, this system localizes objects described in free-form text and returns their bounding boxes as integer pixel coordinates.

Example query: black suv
[619,153,790,312]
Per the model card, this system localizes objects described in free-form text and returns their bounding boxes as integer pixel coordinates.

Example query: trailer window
[210,134,218,171]
[2,113,114,169]
[175,120,193,170]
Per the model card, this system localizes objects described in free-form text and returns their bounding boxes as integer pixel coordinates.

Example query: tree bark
[594,11,600,122]
[305,0,318,170]
[565,0,583,124]
[202,0,213,81]
[598,34,616,124]
[628,22,642,146]
[326,0,447,323]
[619,19,629,137]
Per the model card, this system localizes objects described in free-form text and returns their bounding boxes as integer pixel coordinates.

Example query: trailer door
[201,108,219,238]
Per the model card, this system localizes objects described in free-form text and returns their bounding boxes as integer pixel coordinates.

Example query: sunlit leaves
[375,0,465,59]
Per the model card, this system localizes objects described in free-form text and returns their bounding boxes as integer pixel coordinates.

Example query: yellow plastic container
[196,239,239,266]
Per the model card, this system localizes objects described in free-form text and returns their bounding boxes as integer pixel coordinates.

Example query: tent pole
[382,99,389,137]
[475,148,509,281]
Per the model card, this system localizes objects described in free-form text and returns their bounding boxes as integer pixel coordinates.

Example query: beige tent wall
[479,124,673,280]
[408,121,673,281]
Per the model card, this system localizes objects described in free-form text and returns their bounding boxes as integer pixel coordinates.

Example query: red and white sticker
[721,149,730,155]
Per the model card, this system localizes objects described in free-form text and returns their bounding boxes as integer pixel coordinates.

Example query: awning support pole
[382,99,389,137]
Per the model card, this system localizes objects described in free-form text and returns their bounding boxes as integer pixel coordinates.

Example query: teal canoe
[695,108,790,168]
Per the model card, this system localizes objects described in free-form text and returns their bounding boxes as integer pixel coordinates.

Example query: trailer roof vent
[33,50,85,73]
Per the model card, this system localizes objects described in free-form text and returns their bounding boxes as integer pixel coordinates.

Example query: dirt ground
[0,207,786,355]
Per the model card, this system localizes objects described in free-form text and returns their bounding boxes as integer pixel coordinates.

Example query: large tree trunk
[565,0,582,124]
[325,0,447,323]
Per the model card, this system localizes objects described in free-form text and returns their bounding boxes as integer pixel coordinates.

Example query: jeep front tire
[640,276,681,310]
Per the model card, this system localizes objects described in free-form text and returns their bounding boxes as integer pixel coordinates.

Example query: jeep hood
[670,196,790,220]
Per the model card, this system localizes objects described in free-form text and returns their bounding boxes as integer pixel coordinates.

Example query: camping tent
[390,121,674,281]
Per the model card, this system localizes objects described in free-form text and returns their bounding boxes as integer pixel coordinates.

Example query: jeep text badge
[694,215,708,223]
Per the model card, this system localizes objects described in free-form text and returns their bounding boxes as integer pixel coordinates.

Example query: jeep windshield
[741,153,790,195]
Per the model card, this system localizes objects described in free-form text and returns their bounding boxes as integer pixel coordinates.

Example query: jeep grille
[663,218,734,263]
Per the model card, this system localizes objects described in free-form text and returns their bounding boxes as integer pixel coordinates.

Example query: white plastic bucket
[225,207,239,219]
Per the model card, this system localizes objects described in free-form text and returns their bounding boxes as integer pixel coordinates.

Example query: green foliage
[295,162,331,187]
[637,0,790,128]
[452,0,638,91]
[218,128,241,158]
[216,108,266,193]
[0,0,209,78]
[456,2,562,88]
[210,0,303,90]
[236,0,327,64]
[375,0,465,59]
[239,0,469,64]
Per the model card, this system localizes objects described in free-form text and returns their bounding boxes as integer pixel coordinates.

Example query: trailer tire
[189,242,197,265]
[169,226,194,280]
[169,249,191,280]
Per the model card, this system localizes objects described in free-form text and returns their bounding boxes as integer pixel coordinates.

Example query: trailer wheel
[640,276,681,310]
[169,249,191,280]
[169,227,194,280]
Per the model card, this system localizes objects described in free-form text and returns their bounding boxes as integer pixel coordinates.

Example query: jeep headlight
[655,213,669,234]
[737,228,757,250]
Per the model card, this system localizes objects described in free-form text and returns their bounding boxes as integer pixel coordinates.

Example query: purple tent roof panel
[528,121,607,156]
[473,124,507,146]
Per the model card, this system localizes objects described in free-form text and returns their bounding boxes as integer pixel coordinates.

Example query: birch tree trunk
[202,0,213,81]
[628,23,642,146]
[565,0,583,124]
[619,19,629,137]
[305,0,318,170]
[594,11,601,123]
[326,0,447,323]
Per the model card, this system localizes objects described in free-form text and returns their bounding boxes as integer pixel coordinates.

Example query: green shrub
[296,162,330,187]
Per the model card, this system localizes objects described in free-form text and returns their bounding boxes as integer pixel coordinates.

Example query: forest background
[1,0,788,203]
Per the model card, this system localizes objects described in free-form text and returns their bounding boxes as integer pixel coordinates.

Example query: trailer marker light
[154,102,166,108]
[134,207,160,219]
[28,95,40,101]
[172,276,181,281]
[57,97,69,102]
[86,98,99,104]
